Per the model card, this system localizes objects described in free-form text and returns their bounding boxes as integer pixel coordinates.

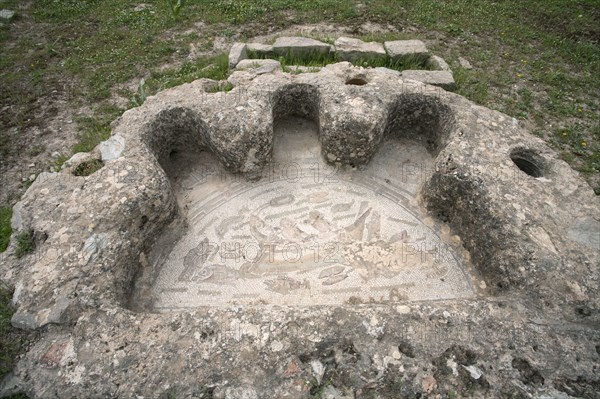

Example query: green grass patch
[0,208,12,253]
[0,283,19,377]
[453,67,489,105]
[247,50,430,73]
[73,159,104,177]
[143,53,230,96]
[67,104,124,160]
[15,230,34,259]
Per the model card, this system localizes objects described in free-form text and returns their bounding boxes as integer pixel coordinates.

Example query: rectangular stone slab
[334,37,387,63]
[273,36,332,60]
[247,42,274,57]
[384,39,429,62]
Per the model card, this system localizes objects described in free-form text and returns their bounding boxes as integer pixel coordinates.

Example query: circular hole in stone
[346,77,368,86]
[510,148,545,178]
[73,159,104,176]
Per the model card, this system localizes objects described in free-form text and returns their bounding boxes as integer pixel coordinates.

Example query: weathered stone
[39,341,70,368]
[285,65,321,73]
[235,58,281,73]
[372,66,401,76]
[273,36,331,59]
[1,62,598,399]
[427,55,451,71]
[567,217,600,248]
[62,152,94,170]
[246,42,274,57]
[0,9,15,20]
[228,42,247,69]
[10,312,37,330]
[384,39,429,62]
[334,36,387,63]
[195,78,220,92]
[402,70,456,91]
[98,134,125,161]
[10,201,24,230]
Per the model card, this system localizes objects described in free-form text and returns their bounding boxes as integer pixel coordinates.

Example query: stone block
[229,42,247,69]
[247,42,274,57]
[427,55,451,72]
[373,67,402,77]
[384,40,429,62]
[273,36,331,60]
[334,37,386,63]
[236,59,281,74]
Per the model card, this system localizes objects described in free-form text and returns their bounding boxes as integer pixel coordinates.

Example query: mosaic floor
[149,117,474,310]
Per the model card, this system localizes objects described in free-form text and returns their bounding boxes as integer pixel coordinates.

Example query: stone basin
[139,116,473,310]
[2,62,598,398]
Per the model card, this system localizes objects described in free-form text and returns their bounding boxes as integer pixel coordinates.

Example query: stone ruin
[0,38,599,398]
[229,37,456,91]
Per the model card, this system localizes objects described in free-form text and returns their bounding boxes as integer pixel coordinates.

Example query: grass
[0,282,34,398]
[73,108,123,154]
[0,208,12,253]
[142,53,230,96]
[247,50,430,73]
[0,284,20,377]
[15,230,34,259]
[73,159,104,176]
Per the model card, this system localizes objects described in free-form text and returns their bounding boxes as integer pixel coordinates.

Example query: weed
[0,283,18,377]
[167,0,185,19]
[0,207,11,253]
[144,53,230,95]
[50,153,70,172]
[15,229,34,258]
[247,49,429,72]
[454,67,490,106]
[131,78,148,107]
[72,105,123,154]
[207,82,234,93]
[309,379,331,398]
[73,159,104,177]
[26,145,45,157]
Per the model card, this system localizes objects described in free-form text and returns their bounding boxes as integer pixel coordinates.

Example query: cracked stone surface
[0,62,598,398]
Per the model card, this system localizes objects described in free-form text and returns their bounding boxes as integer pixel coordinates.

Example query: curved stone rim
[3,62,597,330]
